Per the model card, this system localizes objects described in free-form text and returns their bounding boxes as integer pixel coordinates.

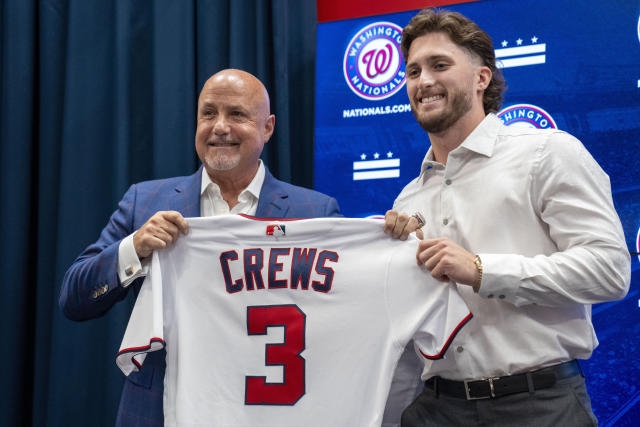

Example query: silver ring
[411,212,425,228]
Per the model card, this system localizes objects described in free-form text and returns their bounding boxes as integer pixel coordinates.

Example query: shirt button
[443,219,449,225]
[456,346,464,353]
[125,265,134,276]
[445,179,452,185]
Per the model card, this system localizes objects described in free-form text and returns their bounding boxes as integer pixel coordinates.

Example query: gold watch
[473,255,483,293]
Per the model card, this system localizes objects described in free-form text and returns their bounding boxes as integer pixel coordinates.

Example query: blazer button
[91,290,98,299]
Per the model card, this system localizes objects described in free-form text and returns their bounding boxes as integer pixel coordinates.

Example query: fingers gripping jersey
[117,216,471,427]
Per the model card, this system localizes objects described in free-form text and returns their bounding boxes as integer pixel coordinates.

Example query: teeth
[421,95,444,103]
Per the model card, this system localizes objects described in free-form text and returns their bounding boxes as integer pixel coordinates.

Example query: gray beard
[204,152,240,171]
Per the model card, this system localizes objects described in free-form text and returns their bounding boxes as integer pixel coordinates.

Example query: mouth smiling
[207,140,239,147]
[419,94,445,104]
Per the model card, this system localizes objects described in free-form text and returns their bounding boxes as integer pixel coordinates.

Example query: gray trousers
[401,374,598,427]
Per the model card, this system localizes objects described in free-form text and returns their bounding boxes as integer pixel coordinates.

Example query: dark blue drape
[0,1,318,425]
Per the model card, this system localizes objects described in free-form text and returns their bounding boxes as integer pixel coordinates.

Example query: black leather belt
[425,360,582,400]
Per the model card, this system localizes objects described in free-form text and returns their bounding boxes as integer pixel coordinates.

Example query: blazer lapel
[171,167,202,218]
[256,167,290,218]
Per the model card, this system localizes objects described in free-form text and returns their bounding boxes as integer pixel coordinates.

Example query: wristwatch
[473,255,483,293]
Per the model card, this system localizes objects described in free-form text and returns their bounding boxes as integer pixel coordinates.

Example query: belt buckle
[464,377,500,400]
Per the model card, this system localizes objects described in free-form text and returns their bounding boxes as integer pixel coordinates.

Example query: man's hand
[384,210,424,240]
[133,211,189,259]
[417,238,478,287]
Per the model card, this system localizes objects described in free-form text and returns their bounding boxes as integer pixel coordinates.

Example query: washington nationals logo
[497,104,557,129]
[343,22,406,101]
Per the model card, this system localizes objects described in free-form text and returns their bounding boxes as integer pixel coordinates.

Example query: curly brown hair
[401,8,506,114]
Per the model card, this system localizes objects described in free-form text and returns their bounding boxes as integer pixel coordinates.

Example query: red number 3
[245,305,306,405]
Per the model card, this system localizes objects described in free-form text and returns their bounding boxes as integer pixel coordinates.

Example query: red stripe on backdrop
[317,0,481,23]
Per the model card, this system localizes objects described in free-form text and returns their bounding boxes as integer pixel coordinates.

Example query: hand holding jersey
[383,210,424,240]
[415,238,479,286]
[133,211,189,259]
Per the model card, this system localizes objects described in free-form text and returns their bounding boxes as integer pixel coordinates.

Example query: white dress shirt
[393,114,630,380]
[117,161,266,287]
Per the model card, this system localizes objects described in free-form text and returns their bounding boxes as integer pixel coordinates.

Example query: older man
[384,8,630,427]
[60,69,340,426]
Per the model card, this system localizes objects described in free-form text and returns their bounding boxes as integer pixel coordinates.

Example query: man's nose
[418,70,435,89]
[213,115,230,134]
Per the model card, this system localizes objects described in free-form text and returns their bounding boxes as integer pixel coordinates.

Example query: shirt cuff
[475,253,522,302]
[118,233,148,287]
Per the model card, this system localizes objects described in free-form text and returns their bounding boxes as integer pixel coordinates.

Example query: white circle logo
[343,22,406,101]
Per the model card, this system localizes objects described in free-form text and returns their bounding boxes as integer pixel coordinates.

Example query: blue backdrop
[315,1,640,425]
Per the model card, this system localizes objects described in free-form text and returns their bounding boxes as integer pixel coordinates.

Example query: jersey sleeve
[386,239,472,361]
[116,250,165,376]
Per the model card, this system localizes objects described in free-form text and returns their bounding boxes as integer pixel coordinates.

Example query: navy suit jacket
[60,167,340,426]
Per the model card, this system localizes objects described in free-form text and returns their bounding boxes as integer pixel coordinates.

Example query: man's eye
[434,63,449,70]
[230,111,247,121]
[407,69,420,77]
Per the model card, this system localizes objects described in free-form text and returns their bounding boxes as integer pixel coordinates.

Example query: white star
[387,151,393,158]
[360,153,366,160]
[501,40,508,47]
[531,36,538,43]
[516,38,523,45]
[374,152,380,159]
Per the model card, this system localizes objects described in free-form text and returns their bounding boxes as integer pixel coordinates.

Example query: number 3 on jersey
[245,305,306,405]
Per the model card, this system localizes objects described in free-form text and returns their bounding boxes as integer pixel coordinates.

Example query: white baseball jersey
[117,216,471,427]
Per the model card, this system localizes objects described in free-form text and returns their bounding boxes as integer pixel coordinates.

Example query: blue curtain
[0,1,318,425]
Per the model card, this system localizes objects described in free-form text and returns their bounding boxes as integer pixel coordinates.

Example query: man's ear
[477,66,492,91]
[264,114,275,143]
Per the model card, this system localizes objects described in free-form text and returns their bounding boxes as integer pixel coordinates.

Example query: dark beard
[412,88,472,134]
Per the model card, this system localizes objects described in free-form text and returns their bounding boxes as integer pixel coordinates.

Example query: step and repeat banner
[315,0,640,425]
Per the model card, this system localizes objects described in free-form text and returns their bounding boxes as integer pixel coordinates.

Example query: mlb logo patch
[266,224,286,237]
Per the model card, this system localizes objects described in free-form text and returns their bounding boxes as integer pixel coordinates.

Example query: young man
[384,8,630,426]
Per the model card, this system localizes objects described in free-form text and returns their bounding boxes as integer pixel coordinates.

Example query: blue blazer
[60,167,341,426]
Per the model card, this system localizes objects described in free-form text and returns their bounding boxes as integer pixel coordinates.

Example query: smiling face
[195,70,274,181]
[405,32,488,135]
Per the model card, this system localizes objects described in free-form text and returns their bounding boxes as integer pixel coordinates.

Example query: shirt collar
[458,113,502,157]
[200,159,266,200]
[419,114,503,175]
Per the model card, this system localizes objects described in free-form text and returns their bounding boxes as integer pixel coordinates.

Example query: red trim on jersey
[118,338,166,356]
[419,312,472,360]
[117,337,165,355]
[316,0,480,23]
[117,337,165,369]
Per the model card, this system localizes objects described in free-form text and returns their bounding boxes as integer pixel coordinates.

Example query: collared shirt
[393,114,630,380]
[118,161,266,287]
[200,160,264,217]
